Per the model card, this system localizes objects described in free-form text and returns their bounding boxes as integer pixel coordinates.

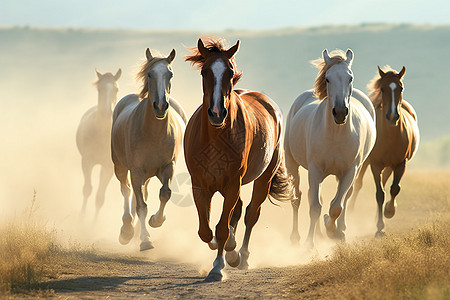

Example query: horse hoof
[208,237,218,250]
[225,250,241,268]
[140,241,154,251]
[149,215,166,228]
[238,250,250,270]
[375,231,386,238]
[119,224,134,245]
[384,202,396,219]
[205,271,223,282]
[225,237,236,252]
[290,231,300,245]
[324,214,336,233]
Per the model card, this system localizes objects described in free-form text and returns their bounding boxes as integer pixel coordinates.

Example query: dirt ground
[40,256,295,299]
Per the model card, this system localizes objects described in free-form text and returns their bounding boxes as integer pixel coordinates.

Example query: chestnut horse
[111,48,187,251]
[76,69,121,217]
[349,66,419,237]
[284,49,376,248]
[184,37,293,281]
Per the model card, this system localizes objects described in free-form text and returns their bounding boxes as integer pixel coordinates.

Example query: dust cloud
[0,33,382,274]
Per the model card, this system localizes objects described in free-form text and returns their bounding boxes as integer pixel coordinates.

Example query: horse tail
[269,158,294,203]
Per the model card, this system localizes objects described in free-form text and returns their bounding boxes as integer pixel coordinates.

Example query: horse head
[377,66,406,126]
[197,38,240,127]
[95,68,121,113]
[323,49,354,125]
[144,48,176,119]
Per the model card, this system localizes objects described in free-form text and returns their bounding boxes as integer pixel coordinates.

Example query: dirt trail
[41,256,294,299]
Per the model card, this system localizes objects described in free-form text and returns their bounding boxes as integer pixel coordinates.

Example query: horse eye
[381,88,384,93]
[326,78,329,83]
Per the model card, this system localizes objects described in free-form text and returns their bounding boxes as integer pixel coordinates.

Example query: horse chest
[187,129,246,185]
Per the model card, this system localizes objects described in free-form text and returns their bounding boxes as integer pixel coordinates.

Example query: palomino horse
[111,48,186,251]
[284,49,376,248]
[349,66,419,237]
[184,37,293,281]
[76,69,121,217]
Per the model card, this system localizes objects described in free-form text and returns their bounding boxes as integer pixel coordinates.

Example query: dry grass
[286,220,450,299]
[286,171,450,300]
[0,221,58,295]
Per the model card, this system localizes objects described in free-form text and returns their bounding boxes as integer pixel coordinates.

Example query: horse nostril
[332,108,337,117]
[345,107,349,116]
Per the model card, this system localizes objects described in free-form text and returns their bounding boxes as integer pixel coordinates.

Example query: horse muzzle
[207,107,228,127]
[332,107,348,125]
[153,101,169,119]
[386,112,400,126]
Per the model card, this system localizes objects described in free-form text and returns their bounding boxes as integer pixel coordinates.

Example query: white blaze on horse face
[389,82,397,118]
[211,59,227,115]
[152,62,170,110]
[326,63,352,109]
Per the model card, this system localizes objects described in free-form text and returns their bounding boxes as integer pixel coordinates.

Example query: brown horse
[349,66,420,237]
[76,69,121,218]
[184,37,293,281]
[111,48,187,251]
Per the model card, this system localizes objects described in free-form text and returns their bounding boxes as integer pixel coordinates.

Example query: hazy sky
[1,0,449,30]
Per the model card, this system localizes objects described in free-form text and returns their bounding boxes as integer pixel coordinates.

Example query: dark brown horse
[349,66,420,237]
[184,37,293,281]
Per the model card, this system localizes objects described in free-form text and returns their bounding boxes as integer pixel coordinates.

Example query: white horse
[284,49,376,248]
[76,69,121,217]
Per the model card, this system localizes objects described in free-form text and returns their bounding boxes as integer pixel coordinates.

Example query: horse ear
[398,66,406,79]
[198,38,209,58]
[167,49,176,64]
[146,48,153,61]
[345,49,354,65]
[95,69,103,79]
[322,49,331,65]
[225,40,240,59]
[114,68,122,80]
[378,66,385,77]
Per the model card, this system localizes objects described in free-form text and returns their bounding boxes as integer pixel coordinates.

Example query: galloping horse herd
[76,36,419,282]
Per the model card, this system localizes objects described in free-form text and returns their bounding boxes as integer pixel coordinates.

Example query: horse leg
[336,186,353,235]
[226,197,242,251]
[234,177,267,271]
[384,162,406,219]
[382,167,393,188]
[115,164,135,245]
[324,166,356,240]
[206,183,240,282]
[305,164,323,249]
[81,158,94,214]
[94,163,113,219]
[130,171,153,251]
[149,162,174,228]
[348,160,369,211]
[371,164,386,237]
[288,167,302,245]
[192,186,214,245]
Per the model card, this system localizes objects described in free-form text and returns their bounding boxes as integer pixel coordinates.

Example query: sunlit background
[0,0,449,269]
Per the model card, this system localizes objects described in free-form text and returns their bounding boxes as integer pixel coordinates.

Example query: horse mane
[185,36,242,85]
[311,50,347,101]
[137,55,167,99]
[367,65,399,108]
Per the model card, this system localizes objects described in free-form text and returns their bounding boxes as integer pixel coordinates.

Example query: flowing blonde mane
[367,65,398,108]
[136,56,167,99]
[311,50,347,100]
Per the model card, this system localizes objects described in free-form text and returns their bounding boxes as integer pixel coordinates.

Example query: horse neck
[142,98,169,135]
